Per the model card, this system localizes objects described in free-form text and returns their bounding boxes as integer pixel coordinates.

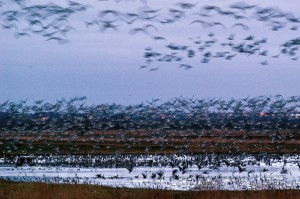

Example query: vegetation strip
[1,180,300,199]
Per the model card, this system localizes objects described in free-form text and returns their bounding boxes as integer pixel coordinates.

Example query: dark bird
[129,27,148,35]
[99,10,120,17]
[14,32,31,38]
[176,2,198,9]
[149,67,159,71]
[260,60,269,65]
[247,170,254,176]
[126,165,134,173]
[197,164,202,170]
[143,24,158,31]
[244,35,255,40]
[85,20,99,27]
[238,165,246,172]
[230,2,257,11]
[190,20,213,29]
[231,23,250,30]
[280,166,288,174]
[142,8,162,14]
[2,23,18,29]
[179,64,192,70]
[45,37,69,44]
[211,22,226,29]
[100,20,119,31]
[173,174,179,180]
[141,173,147,179]
[172,169,179,176]
[152,36,167,42]
[151,173,156,179]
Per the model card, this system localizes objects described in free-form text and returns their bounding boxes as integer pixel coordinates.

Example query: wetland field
[1,130,300,198]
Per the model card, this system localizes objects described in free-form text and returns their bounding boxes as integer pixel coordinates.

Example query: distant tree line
[0,95,300,133]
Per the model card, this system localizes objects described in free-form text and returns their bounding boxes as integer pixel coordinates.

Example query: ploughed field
[0,130,299,155]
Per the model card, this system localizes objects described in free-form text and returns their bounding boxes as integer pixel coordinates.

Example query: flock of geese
[2,153,300,176]
[1,153,300,190]
[1,95,299,156]
[1,0,299,69]
[1,1,300,189]
[1,95,300,132]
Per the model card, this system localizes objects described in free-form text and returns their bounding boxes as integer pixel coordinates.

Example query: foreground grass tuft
[0,180,300,199]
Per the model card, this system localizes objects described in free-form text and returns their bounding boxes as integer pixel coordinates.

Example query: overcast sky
[1,0,300,105]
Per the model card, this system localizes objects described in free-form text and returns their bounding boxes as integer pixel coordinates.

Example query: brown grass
[1,129,300,155]
[0,180,300,199]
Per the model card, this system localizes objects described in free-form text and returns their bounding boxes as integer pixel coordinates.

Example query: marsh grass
[0,180,300,199]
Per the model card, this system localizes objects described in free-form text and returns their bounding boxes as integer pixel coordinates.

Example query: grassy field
[0,180,299,199]
[1,129,299,155]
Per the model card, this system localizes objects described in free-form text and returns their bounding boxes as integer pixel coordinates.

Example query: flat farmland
[1,130,299,155]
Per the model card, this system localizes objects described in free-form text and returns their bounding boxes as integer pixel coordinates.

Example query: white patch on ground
[1,155,300,190]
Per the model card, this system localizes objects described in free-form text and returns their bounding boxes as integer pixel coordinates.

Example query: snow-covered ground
[1,154,300,190]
